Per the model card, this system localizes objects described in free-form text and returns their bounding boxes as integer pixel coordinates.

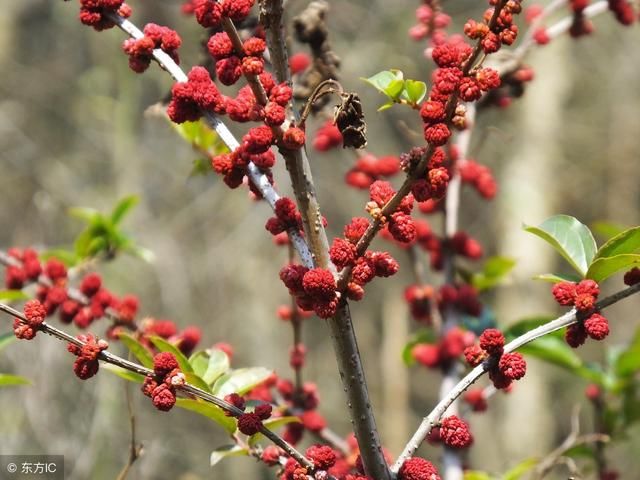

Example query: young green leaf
[201,349,231,385]
[361,70,400,94]
[518,336,583,371]
[175,398,236,434]
[524,215,597,276]
[0,290,29,302]
[471,256,516,291]
[118,333,154,369]
[403,79,427,104]
[212,367,272,398]
[184,372,213,393]
[532,272,582,283]
[384,78,405,100]
[0,374,31,388]
[110,195,139,225]
[586,254,640,283]
[501,458,538,480]
[210,445,248,467]
[463,472,493,480]
[591,221,628,241]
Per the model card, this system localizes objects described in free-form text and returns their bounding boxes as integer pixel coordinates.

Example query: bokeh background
[1,0,639,479]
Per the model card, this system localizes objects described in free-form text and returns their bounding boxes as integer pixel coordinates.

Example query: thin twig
[115,361,142,480]
[0,302,313,470]
[391,281,640,473]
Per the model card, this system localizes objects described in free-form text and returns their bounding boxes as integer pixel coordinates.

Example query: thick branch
[259,0,291,85]
[391,281,640,472]
[0,302,313,470]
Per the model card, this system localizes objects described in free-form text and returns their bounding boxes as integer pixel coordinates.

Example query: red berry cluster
[404,282,482,326]
[398,456,441,480]
[458,159,498,199]
[607,0,636,25]
[140,319,203,356]
[237,403,273,435]
[265,198,303,237]
[67,333,109,380]
[368,181,417,244]
[289,52,311,75]
[400,146,450,203]
[13,300,47,340]
[552,280,610,347]
[122,23,181,73]
[313,120,344,151]
[142,352,184,411]
[438,414,473,448]
[463,388,488,412]
[408,1,451,47]
[77,0,132,31]
[279,266,338,318]
[345,154,401,190]
[412,326,476,368]
[207,30,266,85]
[464,328,527,389]
[623,267,640,286]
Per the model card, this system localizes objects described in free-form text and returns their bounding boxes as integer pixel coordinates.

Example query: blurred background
[0,0,639,479]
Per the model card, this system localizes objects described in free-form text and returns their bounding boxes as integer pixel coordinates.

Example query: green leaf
[212,367,272,398]
[614,328,640,377]
[518,336,583,371]
[175,398,236,434]
[148,336,194,374]
[586,254,640,283]
[127,245,156,263]
[184,372,213,393]
[563,444,595,459]
[384,78,405,100]
[68,207,100,223]
[118,333,154,369]
[502,458,538,480]
[403,79,427,104]
[0,374,31,387]
[524,215,597,276]
[0,332,16,352]
[503,316,558,341]
[102,364,146,383]
[377,101,395,112]
[401,329,437,366]
[111,195,139,225]
[592,221,628,241]
[464,472,493,480]
[0,290,29,302]
[595,226,640,258]
[199,349,231,385]
[190,157,213,177]
[210,445,248,467]
[532,272,582,283]
[361,70,401,95]
[471,256,516,291]
[248,416,301,446]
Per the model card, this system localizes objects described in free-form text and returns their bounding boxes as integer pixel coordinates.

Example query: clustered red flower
[313,120,344,151]
[141,352,185,411]
[237,403,273,435]
[408,1,451,45]
[551,280,611,347]
[463,328,527,390]
[344,153,401,190]
[67,333,109,380]
[13,300,47,340]
[279,266,338,319]
[412,326,475,368]
[398,456,441,480]
[122,23,181,73]
[463,388,488,412]
[439,414,473,448]
[458,159,497,199]
[77,0,132,31]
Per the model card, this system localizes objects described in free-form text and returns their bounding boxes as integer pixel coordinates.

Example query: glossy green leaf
[586,254,640,283]
[212,367,272,398]
[502,458,538,480]
[248,416,301,446]
[503,316,557,341]
[210,445,248,467]
[102,364,146,383]
[175,398,236,434]
[201,349,231,385]
[524,215,597,276]
[403,79,427,104]
[532,272,582,283]
[401,328,437,366]
[518,336,583,371]
[0,374,31,387]
[111,195,139,225]
[361,70,400,94]
[595,226,640,258]
[471,256,516,291]
[0,290,29,302]
[384,78,405,100]
[148,336,194,374]
[184,372,213,393]
[118,333,154,369]
[0,332,16,352]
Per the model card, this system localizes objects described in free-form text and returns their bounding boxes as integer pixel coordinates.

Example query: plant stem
[391,281,640,472]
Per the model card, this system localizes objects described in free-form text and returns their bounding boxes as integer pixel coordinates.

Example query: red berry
[584,313,609,340]
[479,328,505,356]
[153,352,179,377]
[237,412,263,435]
[498,352,527,380]
[398,457,441,480]
[440,415,473,448]
[305,445,336,470]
